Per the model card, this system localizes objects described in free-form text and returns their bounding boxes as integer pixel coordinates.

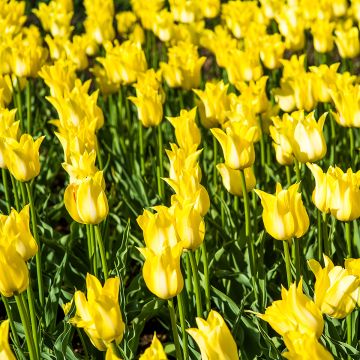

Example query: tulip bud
[345,258,360,306]
[139,333,168,360]
[0,245,29,297]
[259,34,285,70]
[187,310,239,360]
[335,27,360,59]
[0,320,16,360]
[0,134,44,182]
[308,255,359,318]
[106,346,122,360]
[311,20,335,54]
[64,171,109,224]
[0,108,19,169]
[217,164,256,197]
[258,279,324,338]
[255,183,309,241]
[138,243,184,299]
[70,274,125,351]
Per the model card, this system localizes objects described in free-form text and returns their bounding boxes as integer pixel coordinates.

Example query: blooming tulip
[187,310,239,360]
[257,279,324,338]
[335,27,360,59]
[139,333,168,360]
[0,320,16,360]
[255,183,309,241]
[308,255,359,318]
[70,274,125,351]
[0,108,19,168]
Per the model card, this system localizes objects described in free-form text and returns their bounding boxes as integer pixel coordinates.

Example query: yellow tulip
[131,0,164,30]
[169,0,199,23]
[137,206,179,254]
[345,258,360,305]
[217,164,256,197]
[0,75,13,107]
[335,26,360,59]
[64,171,109,225]
[138,243,184,299]
[211,123,257,170]
[0,320,16,360]
[174,203,205,250]
[193,80,230,128]
[327,167,360,222]
[200,0,220,18]
[0,244,29,297]
[167,108,201,154]
[308,255,359,319]
[116,11,137,35]
[259,33,285,70]
[0,108,19,168]
[0,134,44,182]
[311,20,335,54]
[139,333,168,360]
[105,346,122,360]
[258,279,324,338]
[255,183,309,241]
[283,332,334,360]
[152,10,175,42]
[62,150,98,183]
[187,310,239,360]
[0,205,37,261]
[70,274,125,351]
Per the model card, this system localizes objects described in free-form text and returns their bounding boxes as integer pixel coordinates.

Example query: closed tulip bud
[193,80,230,128]
[64,171,109,225]
[0,205,37,261]
[167,108,201,154]
[259,34,285,70]
[139,333,168,360]
[328,167,360,221]
[84,13,115,45]
[211,123,257,170]
[0,320,16,360]
[311,20,335,54]
[200,0,220,18]
[0,134,44,182]
[106,346,122,360]
[308,255,359,318]
[152,10,175,42]
[283,332,334,360]
[0,245,29,297]
[187,310,239,360]
[70,274,125,351]
[138,243,184,299]
[255,183,309,241]
[335,27,360,59]
[0,108,19,168]
[258,279,324,337]
[217,164,256,197]
[0,75,14,108]
[137,206,179,254]
[174,203,205,250]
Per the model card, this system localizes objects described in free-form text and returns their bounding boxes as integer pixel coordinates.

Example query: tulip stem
[285,166,291,187]
[322,213,330,256]
[25,182,45,307]
[189,251,203,317]
[239,170,258,304]
[348,128,354,167]
[293,238,300,284]
[1,294,22,349]
[138,123,145,175]
[168,298,183,360]
[347,314,352,359]
[10,174,20,211]
[200,242,211,314]
[1,169,10,213]
[15,79,24,131]
[294,158,301,184]
[27,283,40,358]
[15,293,37,360]
[345,222,352,258]
[26,81,31,134]
[213,139,218,193]
[177,292,189,360]
[156,125,165,201]
[317,210,323,261]
[94,225,108,280]
[283,241,292,288]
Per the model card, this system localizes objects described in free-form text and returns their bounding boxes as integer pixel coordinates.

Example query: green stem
[317,210,323,261]
[285,166,292,187]
[77,329,89,360]
[110,342,121,358]
[1,169,10,213]
[188,251,203,317]
[347,314,352,360]
[1,295,22,349]
[323,213,330,256]
[26,81,31,134]
[16,79,24,132]
[25,182,44,307]
[200,242,211,314]
[349,128,354,167]
[19,181,27,207]
[156,124,164,201]
[239,170,258,303]
[177,292,189,360]
[15,294,37,360]
[27,284,40,358]
[294,158,301,184]
[330,112,336,165]
[86,225,94,274]
[10,174,20,211]
[94,225,108,280]
[138,123,145,175]
[283,241,292,288]
[345,222,352,258]
[168,299,183,360]
[293,238,300,284]
[213,139,218,191]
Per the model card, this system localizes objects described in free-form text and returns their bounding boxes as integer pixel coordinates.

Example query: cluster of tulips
[1,0,360,359]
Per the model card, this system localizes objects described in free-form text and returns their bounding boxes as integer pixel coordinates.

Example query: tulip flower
[167,108,201,154]
[193,80,230,128]
[0,205,37,261]
[258,279,324,338]
[259,33,285,69]
[70,274,125,351]
[106,346,122,360]
[0,108,19,168]
[283,332,334,360]
[64,171,109,225]
[0,244,29,297]
[308,255,359,319]
[0,134,44,182]
[345,258,360,305]
[152,10,175,42]
[0,320,16,360]
[137,206,179,254]
[138,243,184,299]
[187,310,239,360]
[255,183,309,241]
[217,164,256,197]
[311,20,335,54]
[211,123,257,170]
[139,333,168,360]
[335,26,360,59]
[0,75,13,107]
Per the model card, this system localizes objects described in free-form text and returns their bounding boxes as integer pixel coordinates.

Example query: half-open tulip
[0,320,16,360]
[139,333,168,360]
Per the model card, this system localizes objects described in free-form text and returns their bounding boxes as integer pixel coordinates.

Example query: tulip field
[2,0,360,359]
